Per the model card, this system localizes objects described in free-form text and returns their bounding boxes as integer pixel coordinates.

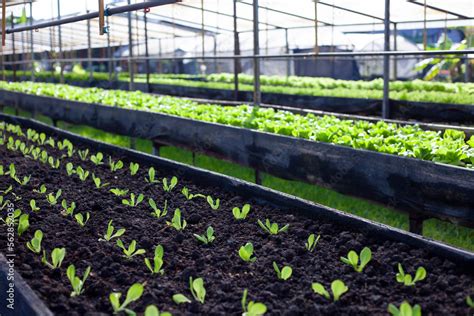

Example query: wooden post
[98,0,105,35]
[1,0,6,46]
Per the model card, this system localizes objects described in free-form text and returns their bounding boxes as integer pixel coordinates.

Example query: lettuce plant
[144,245,164,275]
[90,152,104,165]
[233,204,251,220]
[146,167,158,183]
[239,242,256,262]
[66,264,91,297]
[110,188,128,197]
[92,174,109,189]
[47,189,62,205]
[149,198,168,218]
[162,176,178,192]
[396,264,427,286]
[388,301,421,316]
[241,289,267,316]
[311,280,348,301]
[17,214,29,236]
[42,248,66,269]
[61,199,76,216]
[273,262,292,281]
[76,166,90,181]
[194,226,215,245]
[144,305,171,316]
[181,187,205,200]
[122,193,144,207]
[116,239,146,259]
[172,294,191,304]
[100,220,126,242]
[189,277,206,304]
[257,219,289,235]
[467,296,474,308]
[109,157,124,172]
[305,233,321,252]
[206,195,220,210]
[74,212,90,227]
[47,156,60,169]
[26,230,43,254]
[340,247,372,272]
[166,209,187,231]
[66,162,75,176]
[33,184,47,194]
[77,149,89,161]
[29,199,40,212]
[109,283,144,315]
[129,162,139,176]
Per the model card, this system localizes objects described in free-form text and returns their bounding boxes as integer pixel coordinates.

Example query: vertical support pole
[29,1,34,81]
[382,0,390,119]
[232,0,240,101]
[127,0,134,91]
[201,0,205,58]
[1,0,5,47]
[285,28,290,77]
[252,0,261,105]
[393,22,397,80]
[255,169,262,185]
[87,12,93,82]
[408,214,424,235]
[423,0,427,50]
[107,15,112,82]
[314,0,318,54]
[11,13,16,82]
[465,55,469,83]
[98,0,105,35]
[158,37,162,73]
[144,9,150,93]
[57,0,64,84]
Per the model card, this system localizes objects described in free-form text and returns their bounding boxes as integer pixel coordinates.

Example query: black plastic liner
[1,91,473,229]
[7,76,474,124]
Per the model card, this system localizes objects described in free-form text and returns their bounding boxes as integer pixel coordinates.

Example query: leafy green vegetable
[189,277,206,304]
[340,247,372,272]
[100,220,126,242]
[233,204,251,220]
[257,219,289,235]
[61,199,76,216]
[206,195,220,210]
[76,166,90,181]
[66,264,91,297]
[90,152,104,165]
[162,176,178,192]
[146,167,158,183]
[109,283,144,315]
[193,226,215,245]
[388,301,422,316]
[143,305,171,316]
[242,289,267,316]
[26,230,43,254]
[122,193,144,207]
[29,199,40,212]
[74,212,90,227]
[239,242,256,262]
[116,239,146,259]
[273,262,292,281]
[109,157,124,172]
[42,247,66,269]
[110,188,128,197]
[129,162,139,176]
[172,294,191,305]
[396,263,427,286]
[149,198,168,218]
[305,233,321,252]
[17,214,29,236]
[47,189,62,205]
[77,149,89,161]
[311,280,348,301]
[92,173,109,189]
[166,209,187,231]
[467,295,474,308]
[66,162,75,176]
[144,245,165,275]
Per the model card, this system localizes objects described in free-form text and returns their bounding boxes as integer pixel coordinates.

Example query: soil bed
[0,120,473,315]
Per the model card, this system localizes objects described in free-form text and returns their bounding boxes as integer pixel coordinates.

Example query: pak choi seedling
[67,264,91,297]
[109,157,124,172]
[239,242,256,262]
[17,214,29,236]
[162,176,178,192]
[396,264,427,286]
[116,239,146,259]
[273,262,293,281]
[146,167,159,183]
[110,188,129,197]
[100,220,126,242]
[305,233,321,252]
[109,283,144,315]
[194,226,216,245]
[166,209,187,230]
[149,198,168,218]
[341,247,372,272]
[129,162,139,176]
[311,280,348,301]
[388,301,422,316]
[92,174,109,189]
[26,230,43,254]
[42,247,66,269]
[233,204,251,220]
[122,193,144,207]
[144,245,165,275]
[74,212,90,227]
[29,199,40,212]
[257,219,289,235]
[241,289,267,316]
[76,166,90,181]
[90,152,104,165]
[61,199,76,216]
[206,195,220,210]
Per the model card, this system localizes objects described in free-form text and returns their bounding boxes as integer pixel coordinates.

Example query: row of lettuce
[3,70,474,105]
[1,80,473,169]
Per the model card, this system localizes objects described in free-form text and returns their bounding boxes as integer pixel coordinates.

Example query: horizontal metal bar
[4,0,180,34]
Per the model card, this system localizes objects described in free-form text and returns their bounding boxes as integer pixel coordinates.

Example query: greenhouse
[0,0,473,315]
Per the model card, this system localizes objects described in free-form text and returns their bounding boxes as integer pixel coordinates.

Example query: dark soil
[0,122,473,316]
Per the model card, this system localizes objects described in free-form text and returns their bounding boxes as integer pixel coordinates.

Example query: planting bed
[0,114,473,315]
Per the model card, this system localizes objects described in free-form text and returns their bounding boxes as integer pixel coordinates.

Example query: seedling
[144,305,172,316]
[194,226,215,245]
[100,220,126,242]
[241,289,267,316]
[181,187,204,200]
[172,294,191,305]
[166,209,187,231]
[305,233,321,252]
[77,149,89,161]
[33,184,47,194]
[149,198,168,218]
[90,152,104,165]
[146,167,159,183]
[311,280,348,301]
[388,301,422,316]
[110,188,129,197]
[189,277,206,304]
[233,204,251,220]
[257,219,289,235]
[46,189,62,205]
[18,214,30,236]
[396,264,427,286]
[467,296,474,308]
[26,230,43,254]
[122,193,144,207]
[273,262,293,281]
[42,248,66,269]
[66,264,91,297]
[48,156,60,169]
[340,247,372,272]
[162,176,178,192]
[61,199,76,216]
[206,195,220,210]
[92,174,109,189]
[74,212,90,227]
[76,166,90,181]
[109,283,144,315]
[29,199,40,212]
[116,239,146,259]
[129,162,139,176]
[1,209,21,226]
[109,157,124,172]
[239,242,256,262]
[66,162,75,176]
[144,245,165,275]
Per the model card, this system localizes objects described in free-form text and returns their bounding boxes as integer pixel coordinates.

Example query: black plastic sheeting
[8,76,474,124]
[1,91,473,228]
[0,254,53,316]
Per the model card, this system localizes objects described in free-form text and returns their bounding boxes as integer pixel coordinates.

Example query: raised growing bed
[0,113,473,315]
[0,89,473,233]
